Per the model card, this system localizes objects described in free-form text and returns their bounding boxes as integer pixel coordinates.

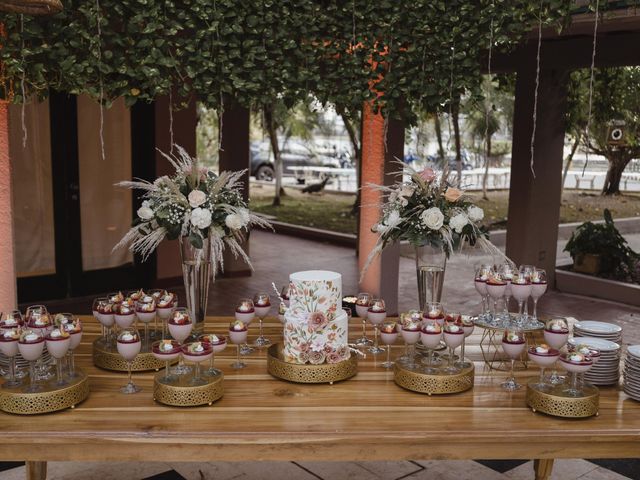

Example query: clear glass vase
[180,237,212,337]
[415,245,447,310]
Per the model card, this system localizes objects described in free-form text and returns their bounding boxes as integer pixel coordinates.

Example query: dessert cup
[182,342,213,386]
[443,324,465,374]
[253,293,272,347]
[229,322,248,369]
[543,318,570,385]
[379,321,398,369]
[46,329,71,386]
[401,328,421,368]
[200,334,227,376]
[457,317,475,369]
[560,353,593,396]
[0,329,21,388]
[168,308,194,375]
[236,299,256,355]
[117,329,142,394]
[528,346,560,391]
[420,323,443,373]
[18,330,45,393]
[367,299,386,355]
[501,328,526,391]
[354,293,372,346]
[152,340,181,384]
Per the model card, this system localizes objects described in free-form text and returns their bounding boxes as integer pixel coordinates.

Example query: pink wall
[0,101,17,310]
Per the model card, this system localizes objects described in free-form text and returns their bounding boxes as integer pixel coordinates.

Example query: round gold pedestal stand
[0,370,89,415]
[526,381,599,418]
[93,336,172,372]
[394,361,474,395]
[267,343,357,384]
[153,372,224,407]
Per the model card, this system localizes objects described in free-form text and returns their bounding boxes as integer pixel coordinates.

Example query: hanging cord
[483,9,494,176]
[446,40,455,154]
[168,87,174,153]
[19,15,27,148]
[529,0,543,178]
[96,0,105,160]
[582,0,600,176]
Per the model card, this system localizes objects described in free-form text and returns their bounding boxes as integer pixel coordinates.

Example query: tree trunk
[452,103,462,182]
[434,113,445,160]
[601,150,632,196]
[561,132,582,194]
[264,105,283,206]
[482,134,492,200]
[339,110,362,216]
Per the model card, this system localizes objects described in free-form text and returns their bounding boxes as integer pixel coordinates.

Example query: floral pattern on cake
[288,279,341,321]
[283,311,349,364]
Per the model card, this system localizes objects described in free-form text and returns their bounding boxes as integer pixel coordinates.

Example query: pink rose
[324,344,334,354]
[419,168,436,182]
[299,342,311,353]
[298,351,310,364]
[326,352,342,364]
[327,332,336,342]
[309,351,326,365]
[308,312,328,331]
[337,345,350,360]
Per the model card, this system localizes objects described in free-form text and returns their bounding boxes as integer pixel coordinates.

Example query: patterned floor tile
[586,460,640,480]
[0,464,22,474]
[504,459,597,480]
[474,460,529,473]
[170,461,318,480]
[410,460,506,480]
[144,470,188,480]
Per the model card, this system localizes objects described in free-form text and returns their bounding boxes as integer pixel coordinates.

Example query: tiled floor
[1,459,639,479]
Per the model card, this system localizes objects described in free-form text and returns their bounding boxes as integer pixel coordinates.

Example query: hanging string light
[582,0,600,176]
[95,0,105,160]
[529,0,543,178]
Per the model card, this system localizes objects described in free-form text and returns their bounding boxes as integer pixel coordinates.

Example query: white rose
[225,213,244,230]
[190,208,212,229]
[420,207,444,230]
[449,212,469,234]
[188,190,207,208]
[137,205,154,220]
[467,206,484,222]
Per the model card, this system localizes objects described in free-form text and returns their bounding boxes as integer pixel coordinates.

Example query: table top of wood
[1,315,639,463]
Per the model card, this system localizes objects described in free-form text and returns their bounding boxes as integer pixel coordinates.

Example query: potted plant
[564,209,637,278]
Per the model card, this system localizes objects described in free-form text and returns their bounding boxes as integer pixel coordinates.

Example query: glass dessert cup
[497,263,514,316]
[117,329,142,394]
[486,272,507,318]
[443,326,465,374]
[396,311,421,364]
[156,292,177,340]
[400,327,421,368]
[235,299,256,355]
[530,268,548,322]
[501,328,526,391]
[560,353,593,397]
[168,308,194,375]
[457,317,475,369]
[0,310,24,332]
[354,293,373,346]
[17,329,45,393]
[543,318,570,385]
[420,322,443,374]
[0,329,22,388]
[182,342,213,386]
[367,299,387,355]
[135,296,157,351]
[229,322,249,369]
[474,264,492,319]
[379,321,398,369]
[527,345,560,391]
[65,323,83,379]
[26,306,54,381]
[510,273,532,320]
[199,334,227,376]
[45,329,71,386]
[253,293,271,347]
[93,297,115,345]
[114,306,136,331]
[152,340,181,384]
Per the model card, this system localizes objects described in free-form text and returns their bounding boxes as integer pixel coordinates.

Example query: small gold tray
[153,372,224,407]
[0,369,89,415]
[394,360,474,395]
[93,336,173,372]
[526,381,599,418]
[267,343,357,384]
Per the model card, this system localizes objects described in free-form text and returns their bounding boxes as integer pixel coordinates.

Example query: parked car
[251,144,340,181]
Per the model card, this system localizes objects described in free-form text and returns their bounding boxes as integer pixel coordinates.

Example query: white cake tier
[288,270,342,320]
[283,309,350,365]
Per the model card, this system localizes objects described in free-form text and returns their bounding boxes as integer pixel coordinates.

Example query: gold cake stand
[153,372,224,407]
[394,359,474,395]
[93,334,173,372]
[267,343,358,384]
[0,369,89,415]
[526,381,599,418]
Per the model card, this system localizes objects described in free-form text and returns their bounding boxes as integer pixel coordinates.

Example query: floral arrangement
[114,146,270,274]
[364,164,501,272]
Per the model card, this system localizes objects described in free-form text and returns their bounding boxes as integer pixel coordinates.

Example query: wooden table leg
[533,459,554,480]
[26,461,47,480]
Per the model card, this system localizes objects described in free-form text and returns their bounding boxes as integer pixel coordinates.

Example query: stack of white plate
[623,345,640,401]
[573,320,623,343]
[567,336,621,386]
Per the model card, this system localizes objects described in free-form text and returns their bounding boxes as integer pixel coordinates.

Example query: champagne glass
[379,320,398,369]
[0,328,22,388]
[135,295,156,351]
[443,315,464,374]
[527,344,560,391]
[45,327,71,386]
[168,307,194,375]
[235,299,255,355]
[543,317,569,385]
[152,340,181,384]
[560,352,593,397]
[253,293,271,347]
[92,297,114,344]
[501,326,526,391]
[367,298,386,355]
[229,321,248,369]
[182,341,213,386]
[17,329,45,393]
[474,264,492,319]
[117,329,142,394]
[420,319,442,374]
[510,272,532,320]
[457,316,475,369]
[530,268,547,322]
[486,270,507,317]
[354,293,372,346]
[156,291,178,340]
[200,334,227,376]
[497,264,515,317]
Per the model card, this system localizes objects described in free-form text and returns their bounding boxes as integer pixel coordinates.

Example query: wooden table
[2,316,639,480]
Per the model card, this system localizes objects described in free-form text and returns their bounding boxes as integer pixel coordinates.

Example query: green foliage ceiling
[0,0,576,120]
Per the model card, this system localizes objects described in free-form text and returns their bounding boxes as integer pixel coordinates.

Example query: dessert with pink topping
[114,300,136,329]
[0,328,21,388]
[168,308,193,343]
[234,299,255,325]
[45,328,71,359]
[0,311,23,330]
[543,318,569,350]
[135,295,157,323]
[18,329,45,361]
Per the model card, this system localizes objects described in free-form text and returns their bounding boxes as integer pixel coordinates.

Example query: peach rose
[444,187,463,202]
[327,352,343,364]
[419,168,436,182]
[308,312,328,331]
[308,351,326,365]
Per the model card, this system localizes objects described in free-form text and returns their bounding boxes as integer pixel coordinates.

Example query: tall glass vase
[180,237,212,337]
[415,244,447,310]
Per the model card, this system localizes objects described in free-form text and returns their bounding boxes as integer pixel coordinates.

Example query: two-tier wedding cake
[283,270,350,364]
